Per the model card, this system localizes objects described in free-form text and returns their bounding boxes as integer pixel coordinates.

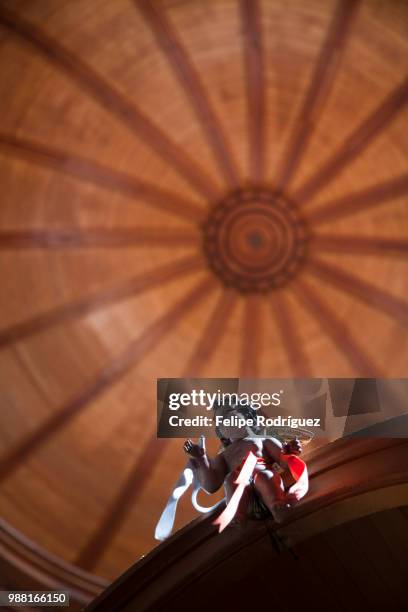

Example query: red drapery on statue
[213,451,308,533]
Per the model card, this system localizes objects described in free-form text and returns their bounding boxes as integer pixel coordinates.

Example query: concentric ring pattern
[0,0,407,581]
[203,189,309,291]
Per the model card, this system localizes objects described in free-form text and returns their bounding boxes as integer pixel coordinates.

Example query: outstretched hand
[284,438,302,455]
[183,438,205,460]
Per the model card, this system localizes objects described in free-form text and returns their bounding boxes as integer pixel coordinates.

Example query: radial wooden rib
[0,8,219,201]
[306,175,408,225]
[75,431,167,571]
[274,0,360,192]
[184,289,237,374]
[270,291,313,377]
[307,257,408,326]
[291,278,382,375]
[0,275,217,483]
[0,133,205,223]
[0,254,204,349]
[138,0,239,190]
[305,174,408,227]
[0,227,199,249]
[311,234,408,257]
[240,0,265,183]
[239,295,261,378]
[293,78,408,204]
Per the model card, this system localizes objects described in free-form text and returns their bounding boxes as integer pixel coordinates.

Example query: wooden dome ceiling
[0,0,407,582]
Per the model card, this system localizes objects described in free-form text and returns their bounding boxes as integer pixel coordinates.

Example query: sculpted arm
[263,437,284,462]
[263,436,303,461]
[183,439,228,494]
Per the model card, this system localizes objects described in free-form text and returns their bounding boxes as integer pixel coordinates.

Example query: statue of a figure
[155,405,309,540]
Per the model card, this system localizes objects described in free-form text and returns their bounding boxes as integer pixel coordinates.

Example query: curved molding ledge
[279,482,408,544]
[85,436,408,611]
[0,519,108,607]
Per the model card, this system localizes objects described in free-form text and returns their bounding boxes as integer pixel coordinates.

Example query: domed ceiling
[0,0,407,582]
